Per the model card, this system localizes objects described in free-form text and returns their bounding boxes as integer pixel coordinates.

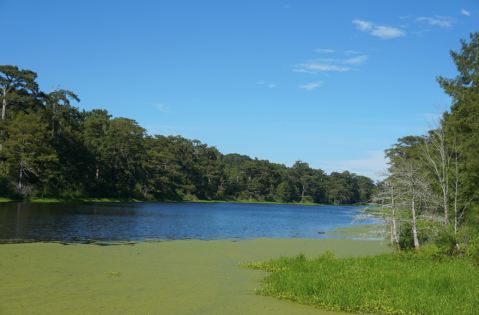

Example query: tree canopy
[0,65,375,203]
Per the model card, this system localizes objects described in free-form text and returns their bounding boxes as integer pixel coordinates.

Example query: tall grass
[243,249,479,315]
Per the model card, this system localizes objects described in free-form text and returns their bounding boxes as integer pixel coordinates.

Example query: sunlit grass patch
[242,250,479,315]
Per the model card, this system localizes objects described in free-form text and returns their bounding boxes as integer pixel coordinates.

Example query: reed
[243,248,479,315]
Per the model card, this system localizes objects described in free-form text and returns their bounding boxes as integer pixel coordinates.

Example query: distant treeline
[0,65,375,203]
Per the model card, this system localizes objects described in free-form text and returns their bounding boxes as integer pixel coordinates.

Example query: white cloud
[461,9,471,16]
[415,16,456,28]
[299,81,323,91]
[293,55,368,74]
[344,55,368,65]
[320,151,389,181]
[352,19,373,32]
[257,81,276,88]
[314,48,335,53]
[303,63,349,72]
[293,68,316,74]
[352,19,405,39]
[371,26,406,39]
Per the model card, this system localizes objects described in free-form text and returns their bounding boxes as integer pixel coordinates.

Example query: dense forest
[370,32,479,255]
[0,68,375,203]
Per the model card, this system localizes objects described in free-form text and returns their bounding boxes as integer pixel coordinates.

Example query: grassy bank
[243,248,479,315]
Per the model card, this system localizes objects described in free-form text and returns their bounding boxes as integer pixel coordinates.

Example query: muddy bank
[0,238,387,315]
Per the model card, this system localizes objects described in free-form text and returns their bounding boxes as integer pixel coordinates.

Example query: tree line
[0,66,375,203]
[370,32,479,256]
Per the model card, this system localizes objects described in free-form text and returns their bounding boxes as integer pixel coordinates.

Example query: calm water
[0,202,379,244]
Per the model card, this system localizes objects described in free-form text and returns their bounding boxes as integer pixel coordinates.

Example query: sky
[1,0,478,180]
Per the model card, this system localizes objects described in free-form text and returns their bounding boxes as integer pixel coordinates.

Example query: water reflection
[0,202,380,244]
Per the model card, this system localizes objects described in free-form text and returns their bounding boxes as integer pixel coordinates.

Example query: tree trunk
[390,224,395,254]
[392,209,401,252]
[411,196,420,250]
[18,160,24,190]
[51,103,56,138]
[1,96,6,145]
[2,97,6,120]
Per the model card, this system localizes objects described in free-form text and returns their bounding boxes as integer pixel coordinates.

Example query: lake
[0,202,380,244]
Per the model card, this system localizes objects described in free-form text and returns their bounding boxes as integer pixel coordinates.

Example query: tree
[44,89,80,138]
[1,111,57,192]
[105,117,146,196]
[291,160,314,203]
[83,109,112,181]
[438,32,479,195]
[0,65,39,120]
[422,115,451,224]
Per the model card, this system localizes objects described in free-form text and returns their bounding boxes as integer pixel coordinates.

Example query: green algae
[326,224,385,240]
[0,238,387,315]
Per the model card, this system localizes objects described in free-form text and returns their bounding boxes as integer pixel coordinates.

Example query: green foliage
[319,249,335,259]
[0,65,376,202]
[375,33,479,253]
[0,65,40,120]
[244,252,479,315]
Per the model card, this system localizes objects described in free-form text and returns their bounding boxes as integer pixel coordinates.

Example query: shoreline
[0,196,367,207]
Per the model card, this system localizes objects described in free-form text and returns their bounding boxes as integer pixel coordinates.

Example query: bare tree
[375,175,403,253]
[390,158,431,250]
[449,133,475,245]
[422,114,450,224]
[353,171,404,253]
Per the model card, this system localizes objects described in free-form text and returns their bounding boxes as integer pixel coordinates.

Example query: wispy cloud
[319,151,389,180]
[257,81,276,88]
[293,55,368,74]
[299,81,323,91]
[314,48,335,53]
[353,19,373,32]
[415,16,456,28]
[352,19,405,39]
[155,103,171,113]
[412,29,430,37]
[461,9,471,16]
[371,26,406,39]
[343,55,368,65]
[294,63,349,73]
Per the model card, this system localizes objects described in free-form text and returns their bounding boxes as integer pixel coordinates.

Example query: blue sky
[1,0,478,180]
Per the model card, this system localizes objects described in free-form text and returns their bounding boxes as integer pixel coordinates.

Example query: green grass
[242,249,479,315]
